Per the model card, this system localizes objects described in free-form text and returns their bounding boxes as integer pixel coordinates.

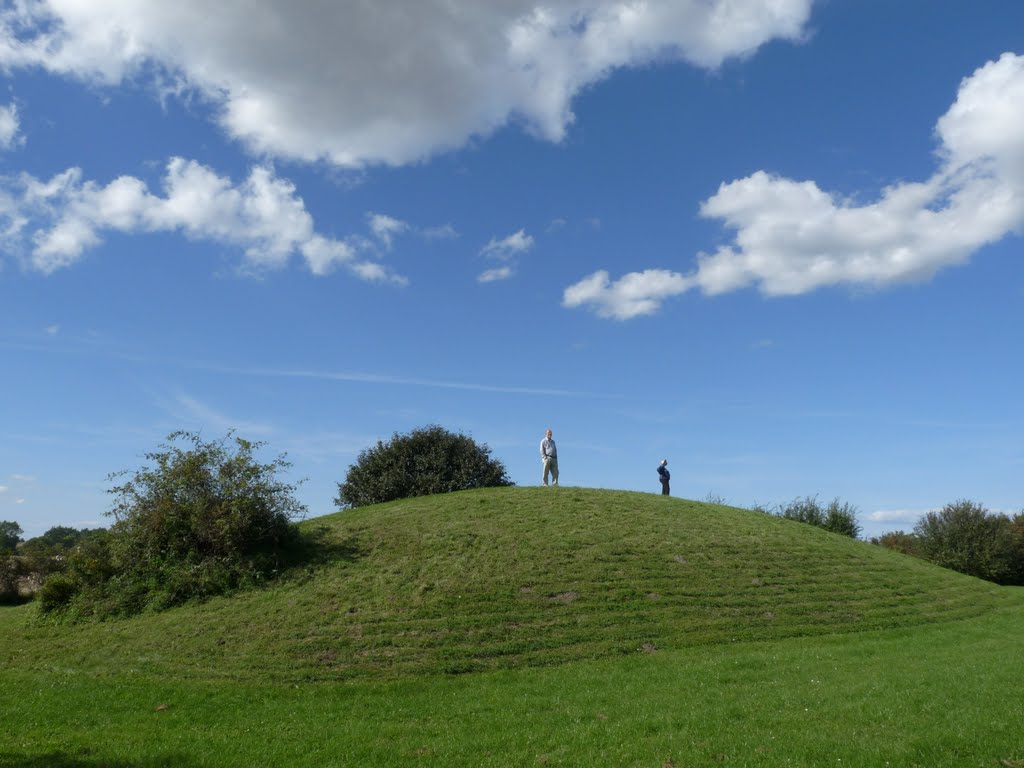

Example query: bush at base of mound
[39,431,306,620]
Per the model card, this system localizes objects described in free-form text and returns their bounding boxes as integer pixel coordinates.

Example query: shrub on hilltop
[773,496,862,539]
[335,425,513,509]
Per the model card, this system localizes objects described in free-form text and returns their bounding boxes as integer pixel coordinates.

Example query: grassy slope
[0,487,1010,684]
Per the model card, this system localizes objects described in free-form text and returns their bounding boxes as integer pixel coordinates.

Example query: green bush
[822,499,862,539]
[39,431,306,618]
[336,425,513,509]
[777,496,825,526]
[0,553,23,604]
[773,496,861,539]
[913,500,1021,585]
[37,572,79,613]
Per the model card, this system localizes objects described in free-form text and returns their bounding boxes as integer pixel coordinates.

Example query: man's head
[545,429,553,439]
[661,459,668,466]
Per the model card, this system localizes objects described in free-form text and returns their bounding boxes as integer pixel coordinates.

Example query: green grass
[2,487,1022,766]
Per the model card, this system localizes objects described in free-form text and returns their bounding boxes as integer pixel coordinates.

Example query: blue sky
[2,0,1022,540]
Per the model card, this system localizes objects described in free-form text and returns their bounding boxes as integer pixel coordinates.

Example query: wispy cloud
[3,326,618,399]
[478,228,533,283]
[220,365,616,399]
[480,229,533,260]
[277,431,377,464]
[421,223,459,240]
[165,393,275,436]
[478,265,514,283]
[0,103,22,150]
[367,212,409,249]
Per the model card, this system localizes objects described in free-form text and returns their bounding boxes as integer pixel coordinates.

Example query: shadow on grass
[284,523,366,570]
[0,752,193,768]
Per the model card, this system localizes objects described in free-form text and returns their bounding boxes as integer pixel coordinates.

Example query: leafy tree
[1010,512,1024,585]
[0,520,23,553]
[39,431,306,618]
[23,526,91,554]
[21,526,104,579]
[336,425,513,509]
[913,500,1020,585]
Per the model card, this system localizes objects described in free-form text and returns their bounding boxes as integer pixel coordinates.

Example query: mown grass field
[2,487,1022,766]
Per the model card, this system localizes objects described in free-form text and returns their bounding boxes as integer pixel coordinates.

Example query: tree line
[873,500,1024,586]
[751,495,1024,586]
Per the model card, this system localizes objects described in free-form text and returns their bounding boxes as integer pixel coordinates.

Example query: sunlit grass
[1,487,1021,766]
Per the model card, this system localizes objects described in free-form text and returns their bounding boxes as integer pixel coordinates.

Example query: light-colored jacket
[540,438,557,460]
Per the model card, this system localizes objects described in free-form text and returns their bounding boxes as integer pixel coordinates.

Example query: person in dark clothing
[657,459,670,495]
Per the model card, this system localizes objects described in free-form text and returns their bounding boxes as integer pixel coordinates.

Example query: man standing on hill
[540,428,558,486]
[657,459,670,495]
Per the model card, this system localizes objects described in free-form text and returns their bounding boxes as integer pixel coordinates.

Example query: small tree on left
[0,521,22,554]
[39,431,306,618]
[0,521,25,605]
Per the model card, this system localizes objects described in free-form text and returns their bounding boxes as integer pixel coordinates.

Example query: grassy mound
[1,488,1008,683]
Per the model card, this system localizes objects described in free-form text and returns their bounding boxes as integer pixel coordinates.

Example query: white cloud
[866,509,921,523]
[865,509,927,528]
[0,157,406,282]
[0,485,7,493]
[478,265,515,283]
[367,212,409,250]
[565,52,1024,318]
[563,269,693,319]
[0,103,21,149]
[0,1,814,168]
[480,229,534,260]
[478,228,534,284]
